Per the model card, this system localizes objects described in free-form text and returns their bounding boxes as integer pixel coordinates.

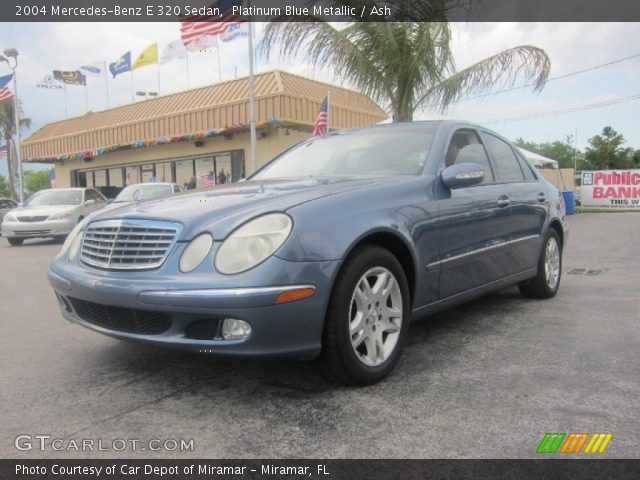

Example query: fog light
[221,318,251,340]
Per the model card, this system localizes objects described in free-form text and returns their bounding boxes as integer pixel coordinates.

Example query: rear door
[480,132,545,274]
[435,128,512,299]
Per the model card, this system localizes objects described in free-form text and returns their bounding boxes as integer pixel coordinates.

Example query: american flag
[49,169,57,189]
[0,73,13,102]
[313,95,329,136]
[0,145,6,158]
[201,173,215,188]
[180,0,244,49]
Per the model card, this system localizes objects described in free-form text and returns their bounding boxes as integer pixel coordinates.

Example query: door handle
[537,193,546,203]
[497,197,510,208]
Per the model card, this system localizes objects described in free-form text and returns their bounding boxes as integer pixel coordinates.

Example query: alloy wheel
[348,266,403,367]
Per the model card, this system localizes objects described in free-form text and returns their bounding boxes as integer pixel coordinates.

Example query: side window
[445,129,494,184]
[86,189,104,202]
[482,133,525,182]
[173,185,181,193]
[514,150,537,181]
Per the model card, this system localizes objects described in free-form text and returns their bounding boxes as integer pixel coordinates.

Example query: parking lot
[1,212,638,459]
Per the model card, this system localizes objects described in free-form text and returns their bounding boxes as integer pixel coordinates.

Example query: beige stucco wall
[54,126,312,188]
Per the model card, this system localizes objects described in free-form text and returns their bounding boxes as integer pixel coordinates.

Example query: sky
[0,21,639,176]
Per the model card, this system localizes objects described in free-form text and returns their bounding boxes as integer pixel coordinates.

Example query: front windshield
[25,190,82,206]
[114,184,173,203]
[254,126,436,180]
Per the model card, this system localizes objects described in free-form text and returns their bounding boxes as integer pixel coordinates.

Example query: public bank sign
[581,169,640,209]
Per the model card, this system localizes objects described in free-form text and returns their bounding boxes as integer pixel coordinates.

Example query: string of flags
[25,118,286,164]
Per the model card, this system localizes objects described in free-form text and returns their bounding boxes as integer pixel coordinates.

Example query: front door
[435,129,512,299]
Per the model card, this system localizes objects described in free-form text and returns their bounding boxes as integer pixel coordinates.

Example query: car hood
[91,177,403,240]
[8,204,78,217]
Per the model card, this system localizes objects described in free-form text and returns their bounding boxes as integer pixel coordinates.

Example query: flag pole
[248,21,257,174]
[156,42,161,95]
[130,69,135,103]
[85,82,88,113]
[63,83,68,118]
[12,72,23,203]
[326,90,330,135]
[103,61,110,108]
[186,54,191,89]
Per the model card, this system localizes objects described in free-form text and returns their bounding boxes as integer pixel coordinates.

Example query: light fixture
[3,48,18,59]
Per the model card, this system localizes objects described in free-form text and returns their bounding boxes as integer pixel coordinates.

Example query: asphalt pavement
[1,212,638,459]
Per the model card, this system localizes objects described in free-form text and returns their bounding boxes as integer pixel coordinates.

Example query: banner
[80,61,105,76]
[109,51,131,78]
[52,70,87,86]
[132,43,158,70]
[580,170,640,209]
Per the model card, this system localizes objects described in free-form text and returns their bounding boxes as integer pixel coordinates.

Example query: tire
[519,229,562,299]
[321,245,410,385]
[7,238,23,246]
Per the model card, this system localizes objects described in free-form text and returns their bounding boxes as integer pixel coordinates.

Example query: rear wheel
[519,229,562,299]
[321,245,410,385]
[7,238,23,246]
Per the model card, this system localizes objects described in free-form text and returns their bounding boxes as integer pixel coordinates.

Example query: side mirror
[441,163,485,189]
[84,199,96,206]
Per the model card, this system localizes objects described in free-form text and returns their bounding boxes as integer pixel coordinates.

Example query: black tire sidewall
[326,245,411,384]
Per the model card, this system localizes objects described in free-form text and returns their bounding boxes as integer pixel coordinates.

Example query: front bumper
[2,218,73,238]
[48,255,340,360]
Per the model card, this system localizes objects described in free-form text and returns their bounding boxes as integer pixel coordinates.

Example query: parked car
[2,188,107,246]
[0,197,18,227]
[112,183,182,204]
[48,121,568,385]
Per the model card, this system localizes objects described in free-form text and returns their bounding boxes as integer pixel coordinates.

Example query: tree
[0,99,32,200]
[23,170,51,195]
[583,126,634,170]
[0,174,10,198]
[514,136,581,169]
[261,22,550,121]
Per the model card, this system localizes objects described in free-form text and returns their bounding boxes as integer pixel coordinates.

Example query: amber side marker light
[275,287,316,304]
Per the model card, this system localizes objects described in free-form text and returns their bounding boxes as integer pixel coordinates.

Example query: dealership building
[22,70,387,196]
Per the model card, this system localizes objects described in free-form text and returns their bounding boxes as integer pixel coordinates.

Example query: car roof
[125,183,176,187]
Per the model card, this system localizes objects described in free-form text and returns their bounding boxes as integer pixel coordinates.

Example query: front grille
[81,219,181,270]
[67,297,172,335]
[17,215,49,222]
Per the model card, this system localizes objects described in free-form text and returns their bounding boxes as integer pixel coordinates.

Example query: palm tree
[260,22,550,122]
[0,100,31,200]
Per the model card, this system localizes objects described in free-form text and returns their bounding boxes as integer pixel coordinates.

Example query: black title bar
[2,0,640,22]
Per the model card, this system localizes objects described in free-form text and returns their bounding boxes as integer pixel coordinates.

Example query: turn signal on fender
[275,287,316,304]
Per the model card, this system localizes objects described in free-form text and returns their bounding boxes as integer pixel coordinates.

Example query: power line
[424,52,640,108]
[485,93,640,124]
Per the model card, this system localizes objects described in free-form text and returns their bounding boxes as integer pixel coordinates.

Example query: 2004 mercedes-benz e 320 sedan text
[48,121,568,385]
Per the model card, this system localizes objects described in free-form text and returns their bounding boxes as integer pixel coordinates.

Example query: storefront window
[155,162,173,183]
[125,166,139,186]
[195,157,215,188]
[109,168,124,187]
[93,170,107,187]
[175,159,193,188]
[215,154,232,184]
[141,163,155,183]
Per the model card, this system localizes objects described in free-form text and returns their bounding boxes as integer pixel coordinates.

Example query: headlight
[215,213,292,275]
[56,219,87,260]
[48,211,72,221]
[179,233,213,273]
[3,213,17,223]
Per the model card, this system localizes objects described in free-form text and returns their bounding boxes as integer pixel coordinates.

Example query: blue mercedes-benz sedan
[48,121,568,385]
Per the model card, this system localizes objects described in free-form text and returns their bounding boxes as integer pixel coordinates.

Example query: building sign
[581,170,640,209]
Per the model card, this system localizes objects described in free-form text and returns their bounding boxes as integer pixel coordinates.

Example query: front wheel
[321,245,410,385]
[519,229,562,299]
[7,238,23,246]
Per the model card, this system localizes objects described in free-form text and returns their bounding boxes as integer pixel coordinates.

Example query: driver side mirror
[84,199,96,206]
[441,163,485,189]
